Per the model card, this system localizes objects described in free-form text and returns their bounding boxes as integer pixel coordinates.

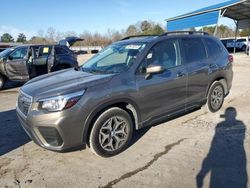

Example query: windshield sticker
[43,47,49,53]
[125,45,142,50]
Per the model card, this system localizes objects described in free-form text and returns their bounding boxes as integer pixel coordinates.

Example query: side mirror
[145,65,165,79]
[8,55,13,60]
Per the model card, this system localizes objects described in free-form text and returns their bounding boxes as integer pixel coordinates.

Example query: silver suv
[16,32,233,157]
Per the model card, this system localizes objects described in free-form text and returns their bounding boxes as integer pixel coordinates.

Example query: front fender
[82,97,141,144]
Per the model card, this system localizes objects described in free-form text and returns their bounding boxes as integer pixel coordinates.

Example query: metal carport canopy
[166,0,250,31]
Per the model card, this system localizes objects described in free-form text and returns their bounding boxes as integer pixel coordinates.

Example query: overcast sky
[0,0,235,39]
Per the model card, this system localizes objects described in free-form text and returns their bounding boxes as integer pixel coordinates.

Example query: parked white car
[223,37,250,51]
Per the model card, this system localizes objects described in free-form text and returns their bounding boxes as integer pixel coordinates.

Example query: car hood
[21,69,114,100]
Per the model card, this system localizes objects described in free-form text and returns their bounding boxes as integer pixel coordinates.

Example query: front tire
[89,107,133,157]
[206,81,225,113]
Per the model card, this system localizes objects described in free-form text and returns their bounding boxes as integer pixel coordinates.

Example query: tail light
[228,55,233,63]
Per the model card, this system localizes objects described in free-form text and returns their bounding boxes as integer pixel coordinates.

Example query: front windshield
[82,43,146,74]
[0,48,14,58]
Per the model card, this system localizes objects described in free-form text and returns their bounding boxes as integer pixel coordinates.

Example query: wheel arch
[82,99,141,145]
[206,76,228,97]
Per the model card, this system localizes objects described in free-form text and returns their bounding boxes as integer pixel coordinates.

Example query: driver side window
[141,39,181,71]
[10,47,28,60]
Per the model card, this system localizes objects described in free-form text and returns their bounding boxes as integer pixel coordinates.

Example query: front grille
[18,91,32,116]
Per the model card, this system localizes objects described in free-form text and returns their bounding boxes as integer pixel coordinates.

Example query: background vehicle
[0,37,82,89]
[221,37,250,51]
[16,31,233,157]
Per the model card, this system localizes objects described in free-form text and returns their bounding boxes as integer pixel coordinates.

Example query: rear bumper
[16,104,87,152]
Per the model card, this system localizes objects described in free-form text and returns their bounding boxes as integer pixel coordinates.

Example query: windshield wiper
[82,67,109,74]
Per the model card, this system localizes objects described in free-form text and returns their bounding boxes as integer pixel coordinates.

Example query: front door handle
[177,72,185,78]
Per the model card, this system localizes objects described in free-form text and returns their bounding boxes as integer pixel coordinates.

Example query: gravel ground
[0,53,249,188]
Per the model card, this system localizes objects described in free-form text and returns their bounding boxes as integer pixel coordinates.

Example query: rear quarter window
[237,39,246,42]
[204,38,223,58]
[182,38,207,63]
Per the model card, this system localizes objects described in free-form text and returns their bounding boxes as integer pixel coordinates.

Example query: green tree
[240,29,250,37]
[151,24,165,35]
[202,26,215,35]
[28,36,50,44]
[140,20,152,33]
[200,25,234,38]
[16,33,27,43]
[126,25,139,36]
[1,33,14,42]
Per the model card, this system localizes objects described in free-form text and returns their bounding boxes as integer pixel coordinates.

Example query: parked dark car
[16,31,233,157]
[0,37,83,89]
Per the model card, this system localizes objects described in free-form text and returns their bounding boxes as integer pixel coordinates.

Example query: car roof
[114,36,159,45]
[114,32,212,45]
[11,44,70,49]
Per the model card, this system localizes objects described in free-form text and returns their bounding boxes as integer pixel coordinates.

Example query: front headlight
[39,91,85,112]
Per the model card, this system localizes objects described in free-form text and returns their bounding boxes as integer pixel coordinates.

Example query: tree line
[0,20,165,46]
[1,21,250,46]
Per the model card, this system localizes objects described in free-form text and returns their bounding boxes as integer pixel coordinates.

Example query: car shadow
[196,107,248,188]
[2,80,24,90]
[128,108,200,150]
[129,126,151,147]
[0,109,30,156]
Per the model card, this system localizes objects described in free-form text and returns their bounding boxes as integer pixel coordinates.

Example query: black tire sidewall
[242,45,246,51]
[207,82,224,113]
[90,107,133,157]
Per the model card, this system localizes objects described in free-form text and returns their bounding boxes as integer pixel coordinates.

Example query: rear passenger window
[182,38,207,63]
[38,46,52,57]
[55,47,68,55]
[205,38,222,57]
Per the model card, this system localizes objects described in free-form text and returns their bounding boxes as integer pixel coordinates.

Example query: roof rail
[160,31,209,36]
[121,34,159,41]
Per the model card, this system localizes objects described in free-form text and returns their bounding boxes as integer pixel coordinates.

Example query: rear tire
[206,81,225,113]
[89,107,133,157]
[0,75,5,90]
[241,45,246,52]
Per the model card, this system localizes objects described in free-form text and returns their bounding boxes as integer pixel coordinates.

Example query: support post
[213,10,222,36]
[248,34,250,56]
[234,20,239,54]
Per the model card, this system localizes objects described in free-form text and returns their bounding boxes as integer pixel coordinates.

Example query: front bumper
[16,104,88,152]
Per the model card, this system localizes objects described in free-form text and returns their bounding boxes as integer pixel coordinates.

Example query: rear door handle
[177,72,185,78]
[209,64,217,69]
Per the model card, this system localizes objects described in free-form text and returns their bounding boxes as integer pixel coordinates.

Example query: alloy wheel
[210,85,224,110]
[99,116,129,152]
